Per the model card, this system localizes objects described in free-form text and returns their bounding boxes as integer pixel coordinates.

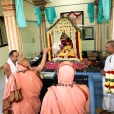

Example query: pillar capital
[94,0,99,5]
[1,0,14,6]
[32,0,47,49]
[32,0,47,8]
[1,0,15,16]
[32,0,47,21]
[93,0,99,17]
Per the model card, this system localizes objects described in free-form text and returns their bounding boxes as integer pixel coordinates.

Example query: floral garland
[47,17,82,39]
[78,31,82,60]
[67,11,82,18]
[105,70,114,94]
[47,17,83,60]
[47,32,51,60]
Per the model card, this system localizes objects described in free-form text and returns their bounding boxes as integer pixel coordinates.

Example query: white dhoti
[102,54,114,112]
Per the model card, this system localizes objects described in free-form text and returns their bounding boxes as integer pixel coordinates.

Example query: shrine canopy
[47,17,82,60]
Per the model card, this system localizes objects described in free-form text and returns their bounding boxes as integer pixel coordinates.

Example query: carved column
[32,0,47,49]
[1,0,23,59]
[110,0,114,40]
[94,0,101,51]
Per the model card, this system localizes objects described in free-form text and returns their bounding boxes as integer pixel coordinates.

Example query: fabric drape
[45,6,57,24]
[102,0,111,21]
[49,33,53,59]
[15,0,27,28]
[76,31,80,59]
[97,0,104,23]
[97,0,110,23]
[34,6,41,26]
[87,3,94,23]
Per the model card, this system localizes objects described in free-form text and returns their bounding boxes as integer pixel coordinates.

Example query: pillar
[32,0,47,49]
[110,0,114,40]
[94,0,101,51]
[1,0,23,59]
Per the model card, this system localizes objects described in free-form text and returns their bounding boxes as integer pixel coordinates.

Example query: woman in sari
[40,61,90,114]
[2,47,51,114]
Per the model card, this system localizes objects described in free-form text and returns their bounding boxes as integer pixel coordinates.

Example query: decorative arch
[47,17,82,60]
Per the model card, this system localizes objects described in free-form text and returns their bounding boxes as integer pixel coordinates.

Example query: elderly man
[100,40,114,114]
[4,50,19,82]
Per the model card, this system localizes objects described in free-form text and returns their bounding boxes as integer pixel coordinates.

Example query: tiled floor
[0,67,5,114]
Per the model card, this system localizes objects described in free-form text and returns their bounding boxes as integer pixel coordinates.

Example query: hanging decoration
[45,6,57,24]
[97,0,106,23]
[97,0,111,23]
[34,6,41,26]
[76,31,80,59]
[67,11,82,18]
[49,33,53,60]
[102,0,111,21]
[87,3,94,23]
[47,17,82,38]
[34,6,57,26]
[78,31,82,60]
[61,11,83,26]
[15,0,27,28]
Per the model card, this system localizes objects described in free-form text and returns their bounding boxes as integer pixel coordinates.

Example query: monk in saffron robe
[2,47,51,114]
[40,61,90,114]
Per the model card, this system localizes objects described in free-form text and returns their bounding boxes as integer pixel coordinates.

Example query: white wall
[22,1,41,57]
[46,0,95,27]
[23,0,36,21]
[0,46,9,67]
[0,2,9,67]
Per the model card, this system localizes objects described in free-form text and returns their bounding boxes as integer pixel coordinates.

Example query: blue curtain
[45,6,57,24]
[97,0,106,23]
[97,0,111,23]
[87,3,94,23]
[34,6,41,26]
[102,0,111,21]
[15,0,27,28]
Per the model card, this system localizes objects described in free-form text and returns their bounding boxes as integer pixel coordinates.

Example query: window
[0,16,8,47]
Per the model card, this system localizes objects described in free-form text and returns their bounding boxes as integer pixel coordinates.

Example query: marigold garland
[105,70,114,94]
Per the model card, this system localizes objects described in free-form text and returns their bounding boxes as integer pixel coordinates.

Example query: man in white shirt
[4,50,19,82]
[100,40,114,114]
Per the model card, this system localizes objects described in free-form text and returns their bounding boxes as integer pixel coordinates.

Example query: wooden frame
[0,16,8,47]
[84,27,94,40]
